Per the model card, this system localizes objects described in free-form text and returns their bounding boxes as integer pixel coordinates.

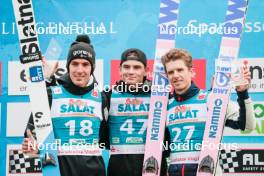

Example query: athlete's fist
[236,60,251,92]
[22,130,39,156]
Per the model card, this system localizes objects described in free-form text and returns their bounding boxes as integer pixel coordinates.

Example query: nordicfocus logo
[29,66,44,82]
[14,0,39,55]
[73,50,93,59]
[209,99,222,138]
[151,101,162,140]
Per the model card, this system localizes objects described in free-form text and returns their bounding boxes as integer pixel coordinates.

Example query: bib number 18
[65,120,93,136]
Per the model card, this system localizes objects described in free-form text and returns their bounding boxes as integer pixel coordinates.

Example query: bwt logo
[154,72,168,87]
[29,66,44,82]
[215,72,230,87]
[213,72,230,94]
[216,65,231,73]
[20,67,66,82]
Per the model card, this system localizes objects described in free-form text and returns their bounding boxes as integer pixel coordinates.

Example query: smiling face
[119,60,147,85]
[161,48,194,95]
[69,59,92,87]
[165,59,194,95]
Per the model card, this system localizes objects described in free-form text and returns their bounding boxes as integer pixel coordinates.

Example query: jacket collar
[173,81,200,102]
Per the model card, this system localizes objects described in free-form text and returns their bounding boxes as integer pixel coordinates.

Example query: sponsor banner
[231,58,264,92]
[220,143,264,175]
[223,102,264,136]
[6,103,31,137]
[8,60,104,95]
[6,144,42,176]
[110,59,206,89]
[248,59,264,92]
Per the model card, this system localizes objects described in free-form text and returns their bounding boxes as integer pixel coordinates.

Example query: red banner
[111,59,206,89]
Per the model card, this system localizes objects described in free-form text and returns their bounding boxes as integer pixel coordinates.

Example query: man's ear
[119,66,121,77]
[190,68,195,78]
[144,66,149,77]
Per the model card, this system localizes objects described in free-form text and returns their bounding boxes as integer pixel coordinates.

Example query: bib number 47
[120,119,147,134]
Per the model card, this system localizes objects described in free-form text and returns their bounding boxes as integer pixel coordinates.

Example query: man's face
[165,59,194,94]
[69,59,92,87]
[120,60,146,85]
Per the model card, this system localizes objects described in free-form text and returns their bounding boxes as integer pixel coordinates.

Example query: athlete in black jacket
[106,48,167,176]
[22,35,109,176]
[161,48,256,176]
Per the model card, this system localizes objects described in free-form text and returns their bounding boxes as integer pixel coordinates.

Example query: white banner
[8,60,104,95]
[6,103,31,137]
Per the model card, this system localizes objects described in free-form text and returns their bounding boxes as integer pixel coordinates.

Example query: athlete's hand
[41,55,59,80]
[22,130,39,156]
[236,61,251,92]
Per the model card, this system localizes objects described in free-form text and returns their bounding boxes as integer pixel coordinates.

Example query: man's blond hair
[161,48,193,71]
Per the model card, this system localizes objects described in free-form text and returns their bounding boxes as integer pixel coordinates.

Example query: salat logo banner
[111,59,206,89]
[8,60,104,95]
[223,102,264,136]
